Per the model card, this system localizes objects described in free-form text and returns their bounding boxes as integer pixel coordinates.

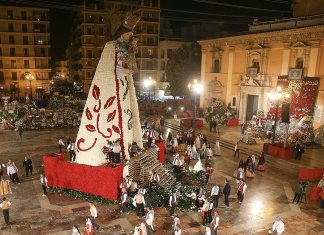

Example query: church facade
[198,20,324,128]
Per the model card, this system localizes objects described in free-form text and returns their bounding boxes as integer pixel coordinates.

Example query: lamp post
[188,79,203,124]
[143,76,156,100]
[267,86,290,144]
[25,73,35,99]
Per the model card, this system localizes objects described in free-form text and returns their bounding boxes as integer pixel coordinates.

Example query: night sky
[2,0,293,60]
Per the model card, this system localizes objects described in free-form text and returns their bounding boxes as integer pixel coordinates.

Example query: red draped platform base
[227,118,239,126]
[265,143,293,159]
[310,186,322,201]
[182,118,204,128]
[298,168,323,181]
[43,153,123,200]
[155,140,165,165]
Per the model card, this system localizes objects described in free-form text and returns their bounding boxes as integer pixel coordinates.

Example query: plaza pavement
[0,120,323,234]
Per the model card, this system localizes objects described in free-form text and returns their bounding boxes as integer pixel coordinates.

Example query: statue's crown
[122,11,141,30]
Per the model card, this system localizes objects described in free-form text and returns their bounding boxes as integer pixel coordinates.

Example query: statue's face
[121,31,133,42]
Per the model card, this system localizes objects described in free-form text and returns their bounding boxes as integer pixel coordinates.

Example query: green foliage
[165,42,201,97]
[51,187,117,206]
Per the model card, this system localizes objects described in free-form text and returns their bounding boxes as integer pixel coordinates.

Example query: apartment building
[0,6,51,97]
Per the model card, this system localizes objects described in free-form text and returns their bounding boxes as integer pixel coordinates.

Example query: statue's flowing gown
[75,41,142,166]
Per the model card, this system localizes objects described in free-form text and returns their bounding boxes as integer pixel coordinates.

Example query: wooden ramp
[128,146,176,188]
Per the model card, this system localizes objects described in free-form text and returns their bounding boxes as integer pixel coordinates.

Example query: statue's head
[114,11,140,41]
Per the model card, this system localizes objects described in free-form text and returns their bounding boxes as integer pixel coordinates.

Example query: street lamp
[25,73,35,98]
[143,76,156,100]
[188,79,203,122]
[267,86,290,144]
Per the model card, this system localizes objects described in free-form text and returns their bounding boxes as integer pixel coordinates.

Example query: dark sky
[2,0,293,60]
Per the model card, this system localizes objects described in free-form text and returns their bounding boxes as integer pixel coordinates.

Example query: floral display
[203,98,228,124]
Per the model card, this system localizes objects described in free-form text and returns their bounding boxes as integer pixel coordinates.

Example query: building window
[24,48,29,56]
[86,27,91,35]
[0,72,4,83]
[232,97,237,107]
[146,61,153,70]
[98,27,104,35]
[252,59,260,73]
[36,39,44,45]
[160,61,165,70]
[24,60,30,68]
[98,16,104,24]
[34,23,46,33]
[85,15,93,23]
[296,57,304,68]
[8,23,14,32]
[160,50,165,58]
[9,36,15,44]
[0,48,2,56]
[0,60,3,68]
[11,60,16,68]
[87,50,93,58]
[10,48,16,56]
[41,48,46,56]
[12,72,17,80]
[21,11,27,20]
[147,12,153,18]
[147,25,154,34]
[7,10,13,19]
[147,37,154,45]
[213,59,220,73]
[86,71,94,79]
[147,49,153,58]
[22,24,27,32]
[23,36,29,45]
[167,49,173,58]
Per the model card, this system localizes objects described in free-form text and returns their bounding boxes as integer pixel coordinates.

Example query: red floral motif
[93,99,101,113]
[107,110,116,122]
[112,125,120,134]
[104,96,116,109]
[92,85,100,100]
[86,124,96,132]
[85,108,93,120]
[96,114,113,138]
[77,138,98,152]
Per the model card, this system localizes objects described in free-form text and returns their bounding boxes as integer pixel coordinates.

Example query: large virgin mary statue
[75,12,143,166]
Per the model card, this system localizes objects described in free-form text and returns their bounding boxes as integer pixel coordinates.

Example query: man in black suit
[223,179,231,207]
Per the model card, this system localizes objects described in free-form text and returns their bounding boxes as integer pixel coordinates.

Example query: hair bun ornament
[122,11,141,30]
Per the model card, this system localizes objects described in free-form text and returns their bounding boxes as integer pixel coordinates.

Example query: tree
[165,42,201,97]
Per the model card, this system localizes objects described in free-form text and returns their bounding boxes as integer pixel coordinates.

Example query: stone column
[226,46,235,105]
[307,41,320,77]
[200,48,207,108]
[281,42,290,75]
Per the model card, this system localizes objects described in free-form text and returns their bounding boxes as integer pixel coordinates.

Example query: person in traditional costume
[72,225,81,235]
[113,140,122,163]
[74,12,142,166]
[200,143,207,159]
[172,137,179,153]
[145,208,154,233]
[257,151,266,171]
[211,211,219,235]
[196,188,206,209]
[89,203,100,230]
[169,191,178,216]
[0,163,5,180]
[195,135,201,150]
[7,161,20,184]
[172,216,181,235]
[172,154,183,174]
[245,165,255,178]
[201,198,211,226]
[211,184,220,208]
[318,174,324,188]
[270,216,285,235]
[185,147,192,176]
[40,174,48,196]
[0,197,11,225]
[83,218,94,235]
[214,141,221,156]
[223,179,231,207]
[193,158,205,174]
[237,180,247,203]
[191,144,200,160]
[206,144,213,158]
[120,188,128,213]
[147,127,155,148]
[133,191,145,217]
[150,171,160,188]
